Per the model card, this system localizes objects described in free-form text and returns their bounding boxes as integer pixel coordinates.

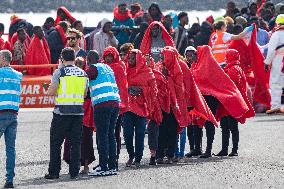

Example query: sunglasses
[67,37,77,41]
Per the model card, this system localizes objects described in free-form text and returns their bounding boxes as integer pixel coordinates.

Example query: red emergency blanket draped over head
[103,46,129,114]
[216,49,255,123]
[140,21,175,55]
[55,6,76,25]
[247,24,271,107]
[164,46,218,127]
[24,35,51,76]
[159,48,188,127]
[126,49,162,124]
[191,45,249,120]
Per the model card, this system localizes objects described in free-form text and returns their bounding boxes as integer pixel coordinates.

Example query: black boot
[185,150,195,158]
[215,150,228,156]
[200,147,212,158]
[149,156,157,165]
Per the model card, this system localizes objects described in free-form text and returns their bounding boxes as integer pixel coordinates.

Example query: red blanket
[24,36,51,76]
[247,24,271,107]
[113,6,132,21]
[179,60,218,127]
[216,49,255,123]
[140,21,175,55]
[160,48,188,127]
[126,49,162,124]
[11,33,31,48]
[55,6,76,25]
[103,46,129,114]
[0,38,11,51]
[55,25,67,46]
[191,45,249,120]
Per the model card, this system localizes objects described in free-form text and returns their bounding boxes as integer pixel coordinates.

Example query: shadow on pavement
[17,160,50,167]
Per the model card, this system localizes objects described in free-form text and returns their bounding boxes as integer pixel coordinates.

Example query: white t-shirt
[222,32,233,43]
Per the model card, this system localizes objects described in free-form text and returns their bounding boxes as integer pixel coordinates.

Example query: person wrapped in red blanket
[103,46,128,167]
[55,6,76,26]
[153,47,187,164]
[215,49,255,157]
[140,21,175,63]
[124,49,160,167]
[191,45,249,158]
[24,26,51,76]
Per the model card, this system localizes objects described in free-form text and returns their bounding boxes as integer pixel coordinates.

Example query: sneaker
[165,158,173,164]
[109,169,118,175]
[4,182,14,188]
[266,108,280,114]
[173,156,180,162]
[135,162,141,168]
[149,157,157,166]
[92,164,100,170]
[70,175,79,180]
[228,151,238,157]
[156,158,164,164]
[214,150,228,157]
[44,174,59,180]
[88,166,110,177]
[126,158,134,167]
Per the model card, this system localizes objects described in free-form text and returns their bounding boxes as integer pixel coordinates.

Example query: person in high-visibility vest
[209,19,253,67]
[44,47,88,180]
[265,14,284,114]
[0,50,22,189]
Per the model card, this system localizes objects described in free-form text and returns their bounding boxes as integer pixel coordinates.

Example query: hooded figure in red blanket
[0,23,11,51]
[55,6,76,26]
[140,21,175,63]
[191,45,250,158]
[215,49,255,157]
[169,45,219,158]
[103,46,128,166]
[124,49,160,167]
[154,47,188,164]
[24,26,51,75]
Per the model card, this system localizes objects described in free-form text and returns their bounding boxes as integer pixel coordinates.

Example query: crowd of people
[1,0,284,188]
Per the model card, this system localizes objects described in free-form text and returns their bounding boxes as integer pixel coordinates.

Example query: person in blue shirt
[113,3,135,47]
[0,50,23,189]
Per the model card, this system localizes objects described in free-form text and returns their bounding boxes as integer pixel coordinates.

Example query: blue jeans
[175,128,186,157]
[0,112,18,183]
[123,111,146,162]
[93,106,119,171]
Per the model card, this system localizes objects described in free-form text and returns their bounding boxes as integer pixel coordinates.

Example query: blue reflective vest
[0,67,23,111]
[89,63,120,106]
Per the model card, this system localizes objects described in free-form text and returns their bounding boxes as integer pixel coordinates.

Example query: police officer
[265,14,284,114]
[44,47,88,180]
[0,50,22,189]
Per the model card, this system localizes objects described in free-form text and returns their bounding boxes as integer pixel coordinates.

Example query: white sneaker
[109,169,118,175]
[88,166,110,177]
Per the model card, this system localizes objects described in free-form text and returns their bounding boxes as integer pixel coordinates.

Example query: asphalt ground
[1,109,284,189]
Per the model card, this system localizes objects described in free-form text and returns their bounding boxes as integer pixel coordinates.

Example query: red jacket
[191,45,249,120]
[216,49,255,123]
[24,35,51,76]
[126,49,161,123]
[103,46,129,114]
[140,21,175,55]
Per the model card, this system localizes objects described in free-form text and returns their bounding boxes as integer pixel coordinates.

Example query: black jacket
[47,28,64,64]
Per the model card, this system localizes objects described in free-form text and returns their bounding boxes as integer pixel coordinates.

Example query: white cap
[184,46,197,56]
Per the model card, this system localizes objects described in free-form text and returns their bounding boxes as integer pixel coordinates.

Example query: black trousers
[187,125,202,151]
[220,115,239,152]
[48,113,83,177]
[148,120,159,151]
[157,111,178,159]
[203,95,219,150]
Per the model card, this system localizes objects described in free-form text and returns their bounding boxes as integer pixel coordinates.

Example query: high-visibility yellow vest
[55,66,87,106]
